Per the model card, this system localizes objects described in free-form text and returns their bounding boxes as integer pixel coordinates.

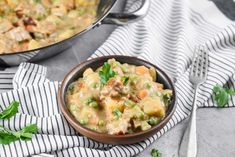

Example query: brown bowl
[58,55,176,145]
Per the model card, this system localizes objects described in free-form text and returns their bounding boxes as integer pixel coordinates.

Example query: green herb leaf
[151,148,162,157]
[225,89,235,95]
[0,124,38,144]
[122,76,129,86]
[112,109,122,119]
[0,101,19,119]
[13,124,38,141]
[99,62,116,85]
[212,85,235,107]
[0,132,17,144]
[21,124,38,133]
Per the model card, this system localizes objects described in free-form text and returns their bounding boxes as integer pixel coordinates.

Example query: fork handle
[179,88,198,157]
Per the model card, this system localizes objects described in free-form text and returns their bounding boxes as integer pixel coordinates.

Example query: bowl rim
[58,55,177,139]
[0,0,117,56]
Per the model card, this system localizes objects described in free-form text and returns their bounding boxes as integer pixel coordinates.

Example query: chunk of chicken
[0,34,21,53]
[106,118,129,135]
[139,97,165,118]
[102,97,124,121]
[6,27,31,42]
[0,20,13,34]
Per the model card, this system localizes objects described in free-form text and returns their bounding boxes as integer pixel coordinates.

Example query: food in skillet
[0,0,99,53]
[66,59,173,135]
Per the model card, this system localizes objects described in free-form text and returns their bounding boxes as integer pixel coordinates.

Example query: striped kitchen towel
[1,0,235,156]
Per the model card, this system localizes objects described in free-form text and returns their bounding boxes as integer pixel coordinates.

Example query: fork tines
[190,46,209,81]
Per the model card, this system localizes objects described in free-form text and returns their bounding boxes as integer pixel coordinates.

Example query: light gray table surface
[31,1,235,157]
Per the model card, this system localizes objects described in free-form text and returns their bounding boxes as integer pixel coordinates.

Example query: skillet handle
[102,0,150,25]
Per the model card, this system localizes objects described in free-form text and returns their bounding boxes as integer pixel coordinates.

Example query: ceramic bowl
[58,55,176,144]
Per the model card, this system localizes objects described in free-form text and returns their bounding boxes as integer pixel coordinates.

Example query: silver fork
[179,46,209,157]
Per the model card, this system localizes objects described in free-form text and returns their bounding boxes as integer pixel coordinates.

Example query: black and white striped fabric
[1,0,235,156]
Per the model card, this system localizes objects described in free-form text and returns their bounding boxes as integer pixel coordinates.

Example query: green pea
[90,101,98,108]
[148,117,158,125]
[136,112,145,120]
[98,120,105,126]
[146,83,151,89]
[79,119,88,125]
[68,84,75,92]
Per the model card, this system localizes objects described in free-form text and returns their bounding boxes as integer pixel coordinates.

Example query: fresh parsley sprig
[0,124,38,144]
[122,76,129,86]
[99,62,116,85]
[0,101,19,119]
[213,84,235,107]
[0,101,38,144]
[112,109,122,119]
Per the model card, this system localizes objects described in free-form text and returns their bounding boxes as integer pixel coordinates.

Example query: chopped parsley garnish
[122,76,129,86]
[99,62,116,85]
[112,109,122,119]
[151,148,162,157]
[213,84,235,107]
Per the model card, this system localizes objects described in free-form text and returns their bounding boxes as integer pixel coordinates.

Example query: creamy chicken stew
[67,59,173,135]
[0,0,99,53]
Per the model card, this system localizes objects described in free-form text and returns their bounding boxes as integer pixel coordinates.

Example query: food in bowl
[0,0,99,54]
[66,58,173,135]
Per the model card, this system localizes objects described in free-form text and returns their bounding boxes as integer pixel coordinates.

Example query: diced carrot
[135,66,149,75]
[21,42,29,50]
[89,117,98,125]
[137,89,149,99]
[25,25,34,31]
